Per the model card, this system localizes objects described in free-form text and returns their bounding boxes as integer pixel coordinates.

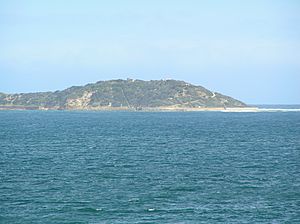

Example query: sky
[0,0,299,104]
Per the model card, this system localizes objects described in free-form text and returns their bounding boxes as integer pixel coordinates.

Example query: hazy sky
[0,0,299,104]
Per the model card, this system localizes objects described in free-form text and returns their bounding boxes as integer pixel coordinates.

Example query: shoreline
[0,105,257,112]
[1,106,300,112]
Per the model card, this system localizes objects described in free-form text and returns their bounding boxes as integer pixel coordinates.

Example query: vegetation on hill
[0,79,247,110]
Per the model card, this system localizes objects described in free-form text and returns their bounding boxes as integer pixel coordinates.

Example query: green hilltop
[0,79,247,110]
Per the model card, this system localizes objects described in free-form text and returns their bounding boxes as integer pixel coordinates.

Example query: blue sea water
[0,111,299,223]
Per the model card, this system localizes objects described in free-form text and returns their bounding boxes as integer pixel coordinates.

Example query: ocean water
[0,111,299,224]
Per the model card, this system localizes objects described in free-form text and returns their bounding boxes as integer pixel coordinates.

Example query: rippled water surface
[0,111,299,223]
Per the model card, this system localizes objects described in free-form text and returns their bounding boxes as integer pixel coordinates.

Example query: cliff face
[0,79,247,110]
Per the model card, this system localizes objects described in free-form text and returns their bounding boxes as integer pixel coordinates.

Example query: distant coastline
[0,79,247,110]
[0,105,300,113]
[1,79,299,112]
[2,105,300,112]
[0,105,256,112]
